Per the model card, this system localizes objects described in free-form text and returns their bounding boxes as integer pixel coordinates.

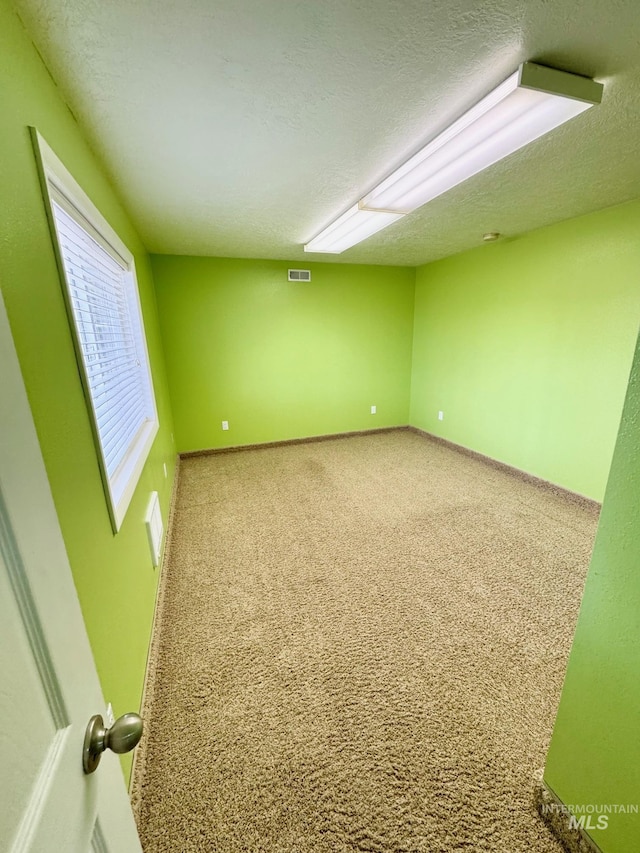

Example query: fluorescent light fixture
[304,62,602,254]
[303,202,405,254]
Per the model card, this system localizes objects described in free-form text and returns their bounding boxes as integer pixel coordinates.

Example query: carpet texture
[135,430,599,852]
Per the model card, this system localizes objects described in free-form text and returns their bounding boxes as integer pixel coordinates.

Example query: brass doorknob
[83,712,144,774]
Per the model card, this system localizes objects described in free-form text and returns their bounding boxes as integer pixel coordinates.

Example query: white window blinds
[36,130,159,532]
[52,199,151,478]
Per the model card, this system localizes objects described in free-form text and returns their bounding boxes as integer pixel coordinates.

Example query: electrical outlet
[438,410,444,421]
[222,420,229,431]
[370,405,377,414]
[163,462,167,478]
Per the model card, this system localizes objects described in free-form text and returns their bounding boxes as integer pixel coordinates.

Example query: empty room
[1,1,640,852]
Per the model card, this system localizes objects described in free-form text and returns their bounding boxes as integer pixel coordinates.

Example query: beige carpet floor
[134,430,599,852]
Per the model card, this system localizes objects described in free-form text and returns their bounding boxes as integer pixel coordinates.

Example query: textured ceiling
[12,0,640,266]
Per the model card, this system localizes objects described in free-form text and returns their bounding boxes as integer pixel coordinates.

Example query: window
[33,130,158,532]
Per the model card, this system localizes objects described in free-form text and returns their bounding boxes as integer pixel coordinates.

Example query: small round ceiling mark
[483,232,501,242]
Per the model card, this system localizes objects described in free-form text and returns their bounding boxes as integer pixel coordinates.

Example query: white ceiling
[13,0,640,266]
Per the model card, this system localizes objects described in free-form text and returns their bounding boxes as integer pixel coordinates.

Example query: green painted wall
[152,256,415,452]
[410,200,640,501]
[0,3,176,777]
[544,324,640,851]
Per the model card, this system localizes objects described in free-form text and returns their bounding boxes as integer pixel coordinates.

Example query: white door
[0,292,143,852]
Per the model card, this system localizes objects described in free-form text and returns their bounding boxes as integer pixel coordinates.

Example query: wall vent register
[288,269,311,282]
[145,491,164,568]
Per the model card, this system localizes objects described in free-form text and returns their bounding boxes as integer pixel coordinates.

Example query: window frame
[31,128,159,533]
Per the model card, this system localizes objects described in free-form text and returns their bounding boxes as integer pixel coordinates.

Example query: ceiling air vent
[288,269,311,282]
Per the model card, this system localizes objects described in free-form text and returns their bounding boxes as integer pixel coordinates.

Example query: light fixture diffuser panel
[363,64,600,214]
[303,62,602,254]
[304,203,404,254]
